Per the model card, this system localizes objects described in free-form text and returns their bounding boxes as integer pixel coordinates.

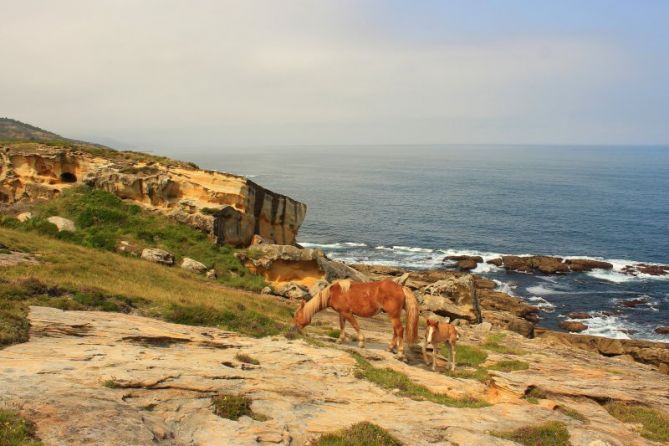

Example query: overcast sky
[2,0,668,149]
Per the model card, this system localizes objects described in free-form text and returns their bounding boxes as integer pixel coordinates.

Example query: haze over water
[180,144,669,341]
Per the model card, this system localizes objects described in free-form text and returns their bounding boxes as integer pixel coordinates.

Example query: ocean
[177,145,669,341]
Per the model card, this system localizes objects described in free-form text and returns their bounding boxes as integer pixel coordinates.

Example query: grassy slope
[1,186,262,290]
[0,227,294,343]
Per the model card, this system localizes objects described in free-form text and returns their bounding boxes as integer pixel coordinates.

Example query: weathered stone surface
[568,312,592,319]
[0,144,306,246]
[655,326,669,335]
[487,256,613,274]
[181,257,208,274]
[16,211,32,222]
[623,263,669,276]
[2,306,665,446]
[206,269,218,279]
[560,321,588,333]
[141,248,175,265]
[46,216,76,232]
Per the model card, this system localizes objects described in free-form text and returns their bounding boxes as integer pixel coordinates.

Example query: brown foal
[422,318,458,372]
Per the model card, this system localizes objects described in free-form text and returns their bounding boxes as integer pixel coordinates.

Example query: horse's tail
[402,287,419,344]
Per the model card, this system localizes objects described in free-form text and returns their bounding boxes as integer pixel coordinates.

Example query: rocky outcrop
[0,144,306,247]
[559,321,588,333]
[535,328,669,371]
[622,263,669,276]
[443,255,483,271]
[487,256,613,274]
[3,306,667,446]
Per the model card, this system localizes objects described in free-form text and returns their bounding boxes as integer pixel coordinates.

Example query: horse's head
[293,300,308,330]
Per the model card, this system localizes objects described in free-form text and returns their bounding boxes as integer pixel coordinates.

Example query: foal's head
[426,318,440,343]
[293,301,309,330]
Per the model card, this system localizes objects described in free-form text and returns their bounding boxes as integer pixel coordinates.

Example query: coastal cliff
[0,143,306,246]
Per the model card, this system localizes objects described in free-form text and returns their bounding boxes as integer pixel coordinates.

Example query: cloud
[0,0,665,147]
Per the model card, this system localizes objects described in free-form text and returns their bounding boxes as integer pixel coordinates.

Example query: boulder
[274,282,310,300]
[487,258,503,267]
[597,338,625,356]
[260,286,273,295]
[655,326,669,335]
[474,277,497,289]
[559,321,588,333]
[205,269,217,280]
[444,255,483,271]
[316,257,368,282]
[567,312,592,319]
[47,216,76,232]
[565,258,613,272]
[636,264,669,276]
[472,321,493,337]
[621,298,647,308]
[115,240,141,256]
[17,211,32,222]
[141,248,175,266]
[181,257,207,274]
[482,310,535,337]
[423,275,475,306]
[421,294,476,321]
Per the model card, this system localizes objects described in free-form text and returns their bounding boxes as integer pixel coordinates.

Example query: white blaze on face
[427,325,434,344]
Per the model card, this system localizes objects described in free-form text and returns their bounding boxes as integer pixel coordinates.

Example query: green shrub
[0,409,43,446]
[211,394,266,421]
[316,422,402,446]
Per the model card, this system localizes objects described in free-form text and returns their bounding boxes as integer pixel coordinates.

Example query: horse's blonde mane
[300,279,352,324]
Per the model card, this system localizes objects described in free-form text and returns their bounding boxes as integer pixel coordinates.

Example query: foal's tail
[402,287,419,344]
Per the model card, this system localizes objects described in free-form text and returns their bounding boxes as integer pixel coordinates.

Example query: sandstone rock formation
[0,144,306,246]
[559,321,588,333]
[241,243,368,295]
[443,255,483,271]
[141,248,175,265]
[2,306,667,446]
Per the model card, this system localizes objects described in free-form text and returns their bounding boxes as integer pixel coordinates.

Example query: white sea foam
[493,279,517,296]
[300,241,368,249]
[527,296,556,312]
[580,316,631,340]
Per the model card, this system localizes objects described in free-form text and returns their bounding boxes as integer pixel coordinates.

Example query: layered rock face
[0,144,306,246]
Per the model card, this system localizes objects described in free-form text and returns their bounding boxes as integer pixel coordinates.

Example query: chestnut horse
[293,279,419,358]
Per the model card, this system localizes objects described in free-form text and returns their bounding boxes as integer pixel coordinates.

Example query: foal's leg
[432,340,438,371]
[343,313,365,348]
[337,313,347,344]
[422,333,429,364]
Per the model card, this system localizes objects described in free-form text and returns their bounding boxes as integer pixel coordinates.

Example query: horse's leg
[388,328,397,353]
[450,341,456,372]
[391,316,405,360]
[337,313,347,344]
[432,340,438,371]
[343,313,365,348]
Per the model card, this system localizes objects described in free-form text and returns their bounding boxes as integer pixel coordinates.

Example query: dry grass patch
[0,409,43,446]
[557,406,588,423]
[315,422,402,446]
[493,421,571,446]
[0,228,294,344]
[235,353,260,365]
[483,332,526,355]
[604,401,669,443]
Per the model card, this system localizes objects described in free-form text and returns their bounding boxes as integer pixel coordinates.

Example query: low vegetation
[603,401,669,443]
[492,421,571,446]
[487,360,529,372]
[0,409,43,446]
[483,332,526,355]
[557,406,587,423]
[235,352,260,365]
[350,351,489,408]
[0,186,264,291]
[0,227,293,347]
[315,422,402,446]
[454,344,488,367]
[524,386,548,405]
[211,394,267,421]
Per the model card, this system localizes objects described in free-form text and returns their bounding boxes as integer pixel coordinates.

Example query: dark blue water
[174,145,669,341]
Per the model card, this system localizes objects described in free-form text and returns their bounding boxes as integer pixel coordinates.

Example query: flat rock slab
[0,307,665,445]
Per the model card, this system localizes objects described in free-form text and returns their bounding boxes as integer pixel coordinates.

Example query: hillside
[0,118,66,142]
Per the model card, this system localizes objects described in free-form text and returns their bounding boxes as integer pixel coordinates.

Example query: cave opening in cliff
[60,172,77,183]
